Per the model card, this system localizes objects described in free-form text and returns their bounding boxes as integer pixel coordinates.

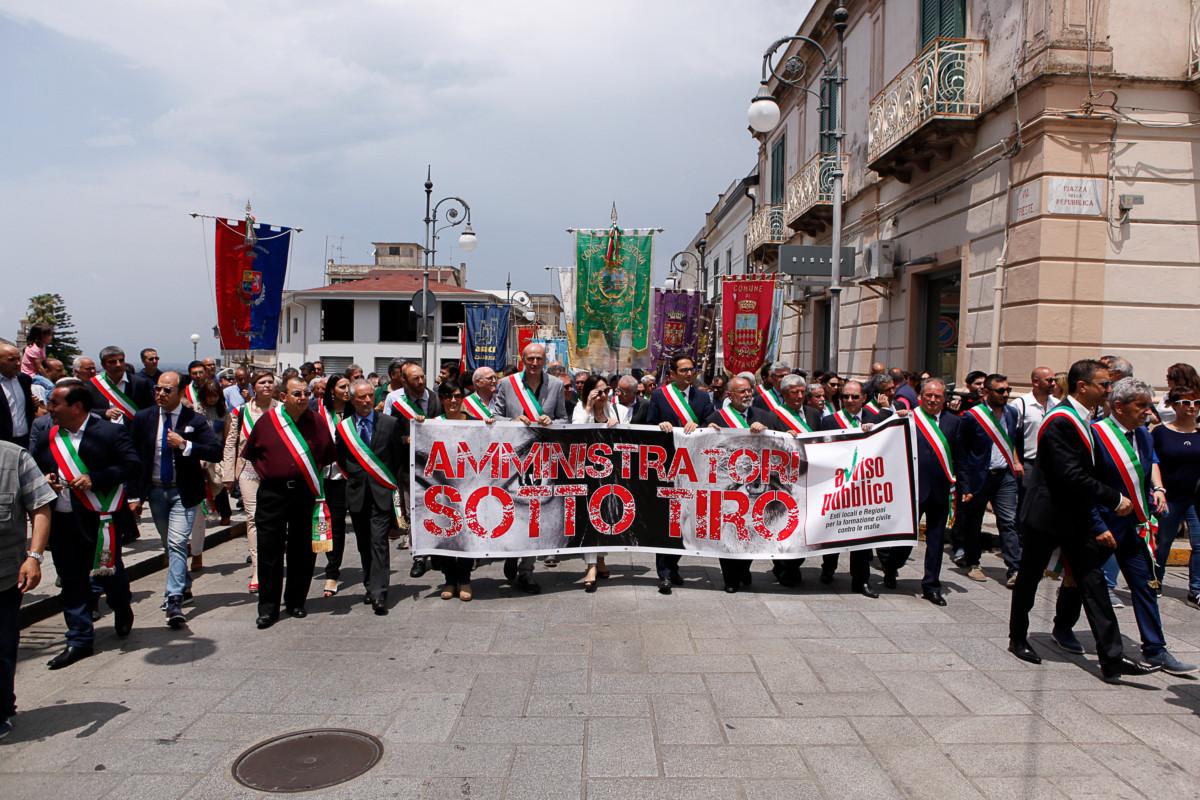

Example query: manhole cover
[232,728,383,793]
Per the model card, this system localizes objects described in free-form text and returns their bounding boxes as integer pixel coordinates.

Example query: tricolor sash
[968,403,1019,474]
[267,407,333,553]
[183,381,201,408]
[508,373,544,420]
[239,403,259,441]
[48,425,125,576]
[663,384,698,425]
[391,393,423,421]
[91,374,137,420]
[1092,419,1160,587]
[833,409,860,429]
[756,385,811,433]
[1039,402,1094,462]
[316,399,339,438]
[337,414,404,527]
[463,392,494,420]
[913,407,955,484]
[864,400,882,415]
[717,401,750,429]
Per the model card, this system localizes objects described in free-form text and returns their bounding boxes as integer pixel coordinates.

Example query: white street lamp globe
[190,333,201,344]
[458,225,478,252]
[523,310,536,322]
[748,91,781,133]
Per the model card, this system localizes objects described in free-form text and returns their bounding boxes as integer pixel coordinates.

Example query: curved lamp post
[748,4,848,373]
[422,168,477,373]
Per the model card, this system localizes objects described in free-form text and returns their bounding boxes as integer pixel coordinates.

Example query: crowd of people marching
[3,326,1200,738]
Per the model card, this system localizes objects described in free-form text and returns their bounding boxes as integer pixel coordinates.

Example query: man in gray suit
[338,380,406,615]
[493,342,567,593]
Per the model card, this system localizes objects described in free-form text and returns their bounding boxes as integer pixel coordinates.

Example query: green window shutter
[770,136,787,204]
[819,80,838,153]
[921,0,964,46]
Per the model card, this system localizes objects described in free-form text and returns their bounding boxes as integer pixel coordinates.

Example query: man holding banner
[761,374,821,435]
[493,342,567,593]
[337,380,405,616]
[243,376,336,628]
[88,346,153,424]
[645,355,715,593]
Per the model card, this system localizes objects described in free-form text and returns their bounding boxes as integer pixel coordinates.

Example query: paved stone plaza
[3,529,1200,799]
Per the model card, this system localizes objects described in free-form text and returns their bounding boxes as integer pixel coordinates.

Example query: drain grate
[231,728,383,793]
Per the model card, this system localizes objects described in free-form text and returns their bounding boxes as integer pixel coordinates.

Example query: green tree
[26,293,82,364]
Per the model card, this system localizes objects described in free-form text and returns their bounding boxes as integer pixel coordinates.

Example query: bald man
[0,344,35,449]
[612,375,649,424]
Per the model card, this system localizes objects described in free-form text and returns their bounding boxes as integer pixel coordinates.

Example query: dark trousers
[50,511,131,648]
[0,585,20,719]
[719,558,752,588]
[656,553,682,580]
[321,480,350,579]
[1009,522,1123,666]
[349,500,393,601]
[255,481,318,618]
[881,499,951,591]
[1055,530,1166,657]
[434,556,473,586]
[822,550,870,586]
[213,488,233,520]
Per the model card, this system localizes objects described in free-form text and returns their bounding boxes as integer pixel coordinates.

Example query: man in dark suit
[818,379,881,597]
[137,347,162,382]
[762,374,823,434]
[1008,359,1160,682]
[0,343,36,448]
[750,361,790,415]
[338,379,406,615]
[880,378,960,604]
[1052,378,1196,676]
[31,382,140,668]
[87,346,154,424]
[645,355,715,593]
[705,376,774,592]
[612,375,650,425]
[127,371,222,629]
[956,373,1025,586]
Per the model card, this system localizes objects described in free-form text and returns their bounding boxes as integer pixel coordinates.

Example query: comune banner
[411,417,918,560]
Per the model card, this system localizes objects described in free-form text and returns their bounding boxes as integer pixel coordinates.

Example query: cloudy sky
[1,0,808,362]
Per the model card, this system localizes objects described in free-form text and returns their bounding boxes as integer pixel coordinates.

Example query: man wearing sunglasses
[956,374,1024,587]
[127,373,223,629]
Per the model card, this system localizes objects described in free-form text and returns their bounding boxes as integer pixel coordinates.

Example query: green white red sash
[663,384,697,425]
[968,403,1019,474]
[756,385,811,433]
[316,399,338,438]
[913,407,955,484]
[1092,418,1160,585]
[91,374,137,420]
[463,392,493,420]
[337,416,397,490]
[267,407,332,553]
[508,373,544,419]
[48,424,124,576]
[239,403,259,441]
[833,409,860,429]
[183,381,200,407]
[390,393,422,420]
[864,400,882,415]
[1040,402,1094,462]
[717,401,750,429]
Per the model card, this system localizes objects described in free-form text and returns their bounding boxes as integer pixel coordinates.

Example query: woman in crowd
[1158,363,1200,425]
[318,374,352,597]
[572,375,617,591]
[222,370,277,593]
[430,381,478,600]
[188,379,230,570]
[1153,375,1200,608]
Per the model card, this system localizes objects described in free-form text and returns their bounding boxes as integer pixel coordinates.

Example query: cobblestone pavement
[2,533,1199,799]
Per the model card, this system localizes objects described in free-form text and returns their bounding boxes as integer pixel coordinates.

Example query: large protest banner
[411,418,918,559]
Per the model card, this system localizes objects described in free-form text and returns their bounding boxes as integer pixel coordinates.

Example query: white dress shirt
[152,406,192,485]
[0,374,28,438]
[1011,391,1056,461]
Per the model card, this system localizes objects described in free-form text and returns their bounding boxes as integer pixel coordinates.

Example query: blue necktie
[160,410,174,484]
[358,415,371,442]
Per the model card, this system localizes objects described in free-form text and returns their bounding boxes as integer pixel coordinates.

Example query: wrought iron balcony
[746,203,788,257]
[867,38,985,181]
[785,152,847,235]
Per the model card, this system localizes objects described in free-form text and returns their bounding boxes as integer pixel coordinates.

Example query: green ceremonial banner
[574,226,654,358]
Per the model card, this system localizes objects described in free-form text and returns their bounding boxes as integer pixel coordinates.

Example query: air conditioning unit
[859,239,897,280]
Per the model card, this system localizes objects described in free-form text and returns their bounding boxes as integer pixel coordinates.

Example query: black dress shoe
[515,576,541,594]
[669,571,684,586]
[410,556,429,579]
[883,572,898,590]
[256,615,277,630]
[1101,656,1163,683]
[658,578,672,595]
[113,608,134,638]
[47,645,93,670]
[287,606,307,618]
[854,583,880,599]
[373,602,389,616]
[819,570,835,585]
[724,584,737,594]
[1008,639,1042,664]
[363,593,374,606]
[922,590,947,606]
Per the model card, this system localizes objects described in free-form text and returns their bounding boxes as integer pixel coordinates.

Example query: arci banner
[464,304,510,371]
[411,417,918,559]
[574,224,654,372]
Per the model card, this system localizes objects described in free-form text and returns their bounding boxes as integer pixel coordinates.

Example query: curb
[19,521,247,629]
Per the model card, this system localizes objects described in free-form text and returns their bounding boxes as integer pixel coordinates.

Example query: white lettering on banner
[409,419,919,560]
[1046,177,1104,216]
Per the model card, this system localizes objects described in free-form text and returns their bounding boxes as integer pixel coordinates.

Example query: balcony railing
[867,38,985,172]
[786,152,847,233]
[746,203,788,255]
